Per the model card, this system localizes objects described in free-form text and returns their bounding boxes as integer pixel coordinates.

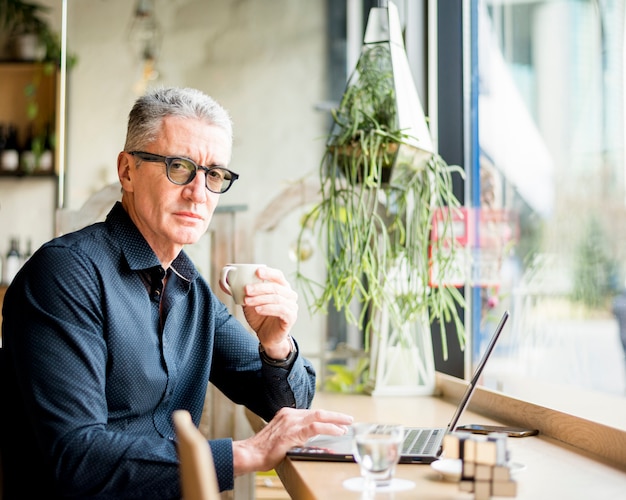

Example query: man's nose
[184,171,208,201]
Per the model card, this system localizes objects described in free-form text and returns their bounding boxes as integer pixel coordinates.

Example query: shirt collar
[105,202,199,282]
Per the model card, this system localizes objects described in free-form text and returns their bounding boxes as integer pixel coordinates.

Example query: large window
[474,0,626,428]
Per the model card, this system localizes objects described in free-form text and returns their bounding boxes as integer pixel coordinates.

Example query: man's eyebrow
[176,154,226,168]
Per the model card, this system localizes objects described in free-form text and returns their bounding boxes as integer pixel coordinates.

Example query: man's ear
[117,152,134,192]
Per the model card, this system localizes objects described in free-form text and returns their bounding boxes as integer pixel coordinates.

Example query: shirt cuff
[208,438,234,492]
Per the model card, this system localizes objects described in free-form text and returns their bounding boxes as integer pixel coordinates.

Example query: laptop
[287,310,510,464]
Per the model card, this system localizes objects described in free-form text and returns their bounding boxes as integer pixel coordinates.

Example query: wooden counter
[275,383,626,499]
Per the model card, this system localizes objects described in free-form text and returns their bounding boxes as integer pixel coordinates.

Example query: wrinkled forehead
[152,116,233,166]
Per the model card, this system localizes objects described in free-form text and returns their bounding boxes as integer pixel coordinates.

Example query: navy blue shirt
[0,202,316,499]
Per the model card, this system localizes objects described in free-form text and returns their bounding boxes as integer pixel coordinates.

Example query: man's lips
[174,211,204,221]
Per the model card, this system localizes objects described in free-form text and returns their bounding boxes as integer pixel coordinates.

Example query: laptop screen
[446,310,510,432]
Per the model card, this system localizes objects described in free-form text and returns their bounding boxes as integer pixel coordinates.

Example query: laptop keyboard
[402,428,443,455]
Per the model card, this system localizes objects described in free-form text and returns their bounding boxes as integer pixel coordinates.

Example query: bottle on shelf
[22,238,32,264]
[4,237,21,286]
[21,124,37,174]
[0,125,19,173]
[38,123,54,173]
[0,123,6,162]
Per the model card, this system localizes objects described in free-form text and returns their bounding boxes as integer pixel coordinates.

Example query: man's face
[118,115,232,261]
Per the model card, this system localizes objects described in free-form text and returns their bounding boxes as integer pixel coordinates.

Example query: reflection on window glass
[476,0,626,420]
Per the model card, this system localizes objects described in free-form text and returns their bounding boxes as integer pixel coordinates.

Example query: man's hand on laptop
[232,407,354,475]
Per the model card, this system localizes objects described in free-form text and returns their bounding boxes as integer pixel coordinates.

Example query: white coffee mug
[219,263,266,305]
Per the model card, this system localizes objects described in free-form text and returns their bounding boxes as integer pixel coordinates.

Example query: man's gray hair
[124,87,233,151]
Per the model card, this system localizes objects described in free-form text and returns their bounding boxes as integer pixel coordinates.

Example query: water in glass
[352,423,404,490]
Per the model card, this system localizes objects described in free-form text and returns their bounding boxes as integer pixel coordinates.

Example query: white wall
[64,1,327,209]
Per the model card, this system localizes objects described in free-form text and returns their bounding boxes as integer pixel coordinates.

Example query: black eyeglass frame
[129,151,239,194]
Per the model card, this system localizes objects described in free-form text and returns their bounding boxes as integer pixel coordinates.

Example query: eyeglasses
[129,151,239,194]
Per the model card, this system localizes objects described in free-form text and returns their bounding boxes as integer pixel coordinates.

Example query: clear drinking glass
[352,423,404,491]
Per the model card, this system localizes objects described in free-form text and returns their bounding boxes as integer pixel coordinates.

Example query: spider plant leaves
[296,41,466,359]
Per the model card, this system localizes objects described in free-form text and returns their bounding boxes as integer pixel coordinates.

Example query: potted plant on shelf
[296,1,466,395]
[0,0,67,63]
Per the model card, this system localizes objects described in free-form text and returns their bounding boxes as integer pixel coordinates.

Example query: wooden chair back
[173,409,221,500]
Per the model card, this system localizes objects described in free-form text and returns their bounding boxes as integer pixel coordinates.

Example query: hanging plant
[296,41,466,360]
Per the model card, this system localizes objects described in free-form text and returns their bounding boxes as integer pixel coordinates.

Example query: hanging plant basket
[330,142,398,184]
[330,140,437,186]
